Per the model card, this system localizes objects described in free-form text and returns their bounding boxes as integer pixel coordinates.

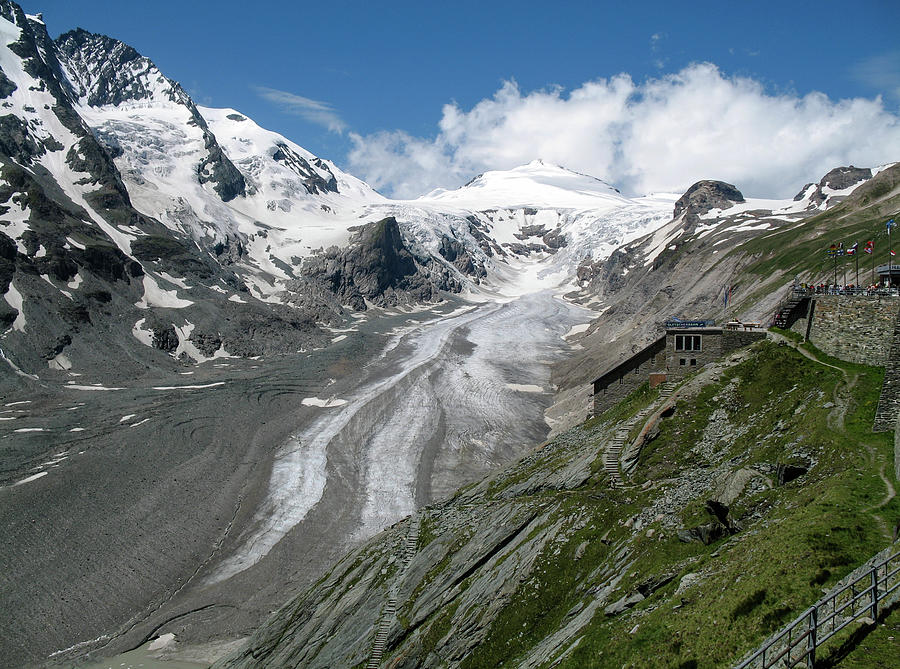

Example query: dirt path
[767,332,858,430]
[759,334,900,541]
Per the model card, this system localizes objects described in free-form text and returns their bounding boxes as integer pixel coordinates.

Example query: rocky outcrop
[793,165,873,208]
[271,143,339,195]
[299,217,458,310]
[438,234,486,280]
[672,180,745,227]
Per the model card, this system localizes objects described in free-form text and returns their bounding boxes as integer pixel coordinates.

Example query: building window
[690,358,697,366]
[679,358,686,366]
[675,335,702,351]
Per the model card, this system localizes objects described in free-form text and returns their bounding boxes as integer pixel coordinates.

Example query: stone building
[591,336,665,412]
[666,327,767,379]
[591,325,766,416]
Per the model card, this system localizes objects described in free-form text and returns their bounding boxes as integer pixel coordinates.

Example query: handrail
[734,547,900,668]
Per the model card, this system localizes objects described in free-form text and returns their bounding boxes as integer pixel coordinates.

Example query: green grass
[588,381,659,430]
[770,325,803,343]
[819,602,900,668]
[555,342,896,668]
[455,341,894,668]
[382,340,897,669]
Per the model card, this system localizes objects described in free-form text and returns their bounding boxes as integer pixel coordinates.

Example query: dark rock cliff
[672,180,745,228]
[298,216,457,310]
[793,165,873,208]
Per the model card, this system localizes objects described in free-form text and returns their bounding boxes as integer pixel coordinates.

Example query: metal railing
[734,547,900,668]
[793,286,897,297]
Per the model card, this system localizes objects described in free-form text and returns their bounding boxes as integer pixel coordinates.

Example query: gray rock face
[438,234,486,279]
[672,180,745,225]
[0,68,16,97]
[793,165,873,208]
[271,143,339,195]
[0,113,44,163]
[299,217,459,310]
[56,29,166,107]
[819,165,872,192]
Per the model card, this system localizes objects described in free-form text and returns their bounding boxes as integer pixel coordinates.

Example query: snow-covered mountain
[0,1,456,380]
[0,0,889,382]
[366,160,679,297]
[54,27,396,301]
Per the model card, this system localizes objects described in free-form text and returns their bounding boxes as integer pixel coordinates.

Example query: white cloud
[348,63,900,199]
[256,86,346,133]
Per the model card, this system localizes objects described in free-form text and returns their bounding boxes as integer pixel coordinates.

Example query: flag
[888,219,896,230]
[865,246,873,254]
[827,244,838,256]
[723,284,732,308]
[847,247,856,255]
[850,242,859,251]
[892,250,896,257]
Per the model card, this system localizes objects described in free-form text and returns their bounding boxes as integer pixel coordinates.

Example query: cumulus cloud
[347,63,900,199]
[256,86,346,133]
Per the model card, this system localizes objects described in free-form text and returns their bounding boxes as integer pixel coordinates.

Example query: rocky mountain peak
[672,180,745,222]
[792,165,873,208]
[55,28,190,108]
[53,27,246,201]
[819,165,872,191]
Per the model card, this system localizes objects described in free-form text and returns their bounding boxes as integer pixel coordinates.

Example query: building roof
[666,327,723,334]
[592,335,666,386]
[876,263,900,277]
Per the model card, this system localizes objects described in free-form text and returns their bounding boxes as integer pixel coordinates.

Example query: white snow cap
[417,160,629,211]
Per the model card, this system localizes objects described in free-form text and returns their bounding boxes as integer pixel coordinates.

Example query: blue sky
[18,0,900,197]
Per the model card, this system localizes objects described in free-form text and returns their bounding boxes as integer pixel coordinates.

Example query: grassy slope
[448,341,897,669]
[729,166,900,309]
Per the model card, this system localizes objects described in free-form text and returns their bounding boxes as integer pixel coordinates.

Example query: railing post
[870,568,878,621]
[807,607,817,669]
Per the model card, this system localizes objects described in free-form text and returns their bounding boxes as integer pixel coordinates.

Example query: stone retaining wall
[806,295,899,366]
[874,306,900,432]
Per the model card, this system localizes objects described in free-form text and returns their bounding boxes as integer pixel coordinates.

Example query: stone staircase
[366,513,421,668]
[873,307,900,432]
[658,381,677,398]
[604,382,680,488]
[603,428,627,487]
[772,291,810,329]
[605,406,654,488]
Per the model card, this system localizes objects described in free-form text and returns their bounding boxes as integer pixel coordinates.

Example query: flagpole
[855,250,859,287]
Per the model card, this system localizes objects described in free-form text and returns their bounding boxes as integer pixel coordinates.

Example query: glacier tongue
[209,289,593,584]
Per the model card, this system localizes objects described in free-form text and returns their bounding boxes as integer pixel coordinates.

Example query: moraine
[2,282,592,666]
